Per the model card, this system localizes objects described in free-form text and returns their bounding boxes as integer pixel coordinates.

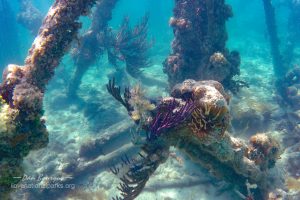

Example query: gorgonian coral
[148,98,195,140]
[109,14,153,78]
[106,78,132,113]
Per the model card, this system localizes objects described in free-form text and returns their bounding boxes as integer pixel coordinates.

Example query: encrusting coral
[247,133,281,171]
[277,66,300,109]
[0,0,99,198]
[107,79,282,200]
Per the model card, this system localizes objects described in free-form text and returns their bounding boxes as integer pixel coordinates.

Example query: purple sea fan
[148,99,195,140]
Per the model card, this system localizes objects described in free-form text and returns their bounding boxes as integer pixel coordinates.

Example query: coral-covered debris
[109,79,282,199]
[247,133,281,170]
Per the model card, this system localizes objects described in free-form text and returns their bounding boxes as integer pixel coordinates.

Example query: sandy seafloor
[5,0,300,199]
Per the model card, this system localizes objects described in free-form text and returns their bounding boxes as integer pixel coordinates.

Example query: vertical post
[262,0,285,77]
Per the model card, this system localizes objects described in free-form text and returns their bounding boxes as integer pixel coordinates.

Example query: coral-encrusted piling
[17,0,43,35]
[163,0,240,90]
[67,0,118,97]
[261,0,285,77]
[0,0,97,198]
[108,79,282,199]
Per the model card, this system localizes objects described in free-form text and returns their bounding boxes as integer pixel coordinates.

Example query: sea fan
[148,99,195,140]
[109,14,153,78]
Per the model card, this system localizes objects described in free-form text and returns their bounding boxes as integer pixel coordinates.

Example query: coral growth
[163,0,240,90]
[127,84,155,122]
[277,67,300,109]
[106,78,132,113]
[0,96,18,136]
[247,133,281,170]
[171,79,230,144]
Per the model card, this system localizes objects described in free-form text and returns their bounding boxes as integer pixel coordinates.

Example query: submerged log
[79,119,134,160]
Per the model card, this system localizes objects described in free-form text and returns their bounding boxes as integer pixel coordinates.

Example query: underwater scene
[0,0,300,199]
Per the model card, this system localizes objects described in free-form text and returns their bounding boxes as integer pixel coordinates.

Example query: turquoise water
[0,0,300,199]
